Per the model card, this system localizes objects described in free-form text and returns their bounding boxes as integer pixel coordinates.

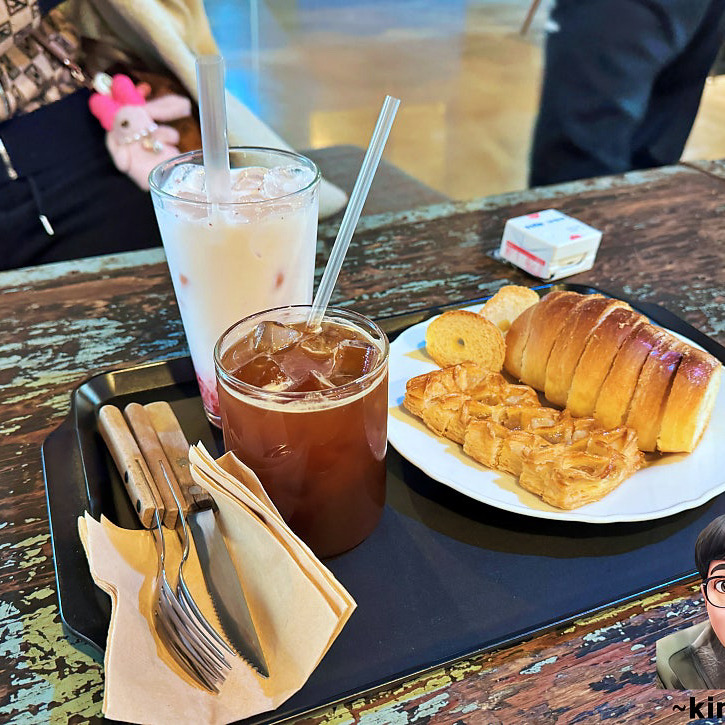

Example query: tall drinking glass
[149,147,320,424]
[214,305,389,557]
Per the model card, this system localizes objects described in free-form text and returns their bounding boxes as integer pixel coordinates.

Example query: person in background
[529,0,725,187]
[657,515,725,688]
[0,0,346,270]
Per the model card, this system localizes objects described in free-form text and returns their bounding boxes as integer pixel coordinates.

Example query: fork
[160,461,234,661]
[98,405,232,692]
[150,493,231,693]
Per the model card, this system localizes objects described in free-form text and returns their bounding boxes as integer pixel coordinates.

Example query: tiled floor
[204,0,725,202]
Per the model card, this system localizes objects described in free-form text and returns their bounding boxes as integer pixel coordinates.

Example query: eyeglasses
[702,576,725,608]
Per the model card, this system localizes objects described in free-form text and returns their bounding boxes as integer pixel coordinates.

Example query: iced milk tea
[149,148,320,424]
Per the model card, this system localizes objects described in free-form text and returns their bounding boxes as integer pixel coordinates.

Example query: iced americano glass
[149,147,320,425]
[214,305,389,557]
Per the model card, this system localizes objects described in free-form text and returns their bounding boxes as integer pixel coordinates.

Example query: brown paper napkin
[78,446,356,725]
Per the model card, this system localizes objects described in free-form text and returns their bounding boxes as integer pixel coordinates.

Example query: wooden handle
[144,401,213,511]
[123,403,184,526]
[97,405,161,528]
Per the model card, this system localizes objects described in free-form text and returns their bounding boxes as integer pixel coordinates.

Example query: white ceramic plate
[387,305,725,522]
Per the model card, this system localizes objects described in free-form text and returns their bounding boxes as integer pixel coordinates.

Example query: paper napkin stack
[78,444,356,725]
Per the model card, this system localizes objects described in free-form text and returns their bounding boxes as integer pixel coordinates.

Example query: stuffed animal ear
[89,93,120,131]
[112,74,145,106]
[145,94,192,122]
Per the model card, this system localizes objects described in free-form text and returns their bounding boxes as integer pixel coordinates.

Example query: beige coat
[65,0,347,217]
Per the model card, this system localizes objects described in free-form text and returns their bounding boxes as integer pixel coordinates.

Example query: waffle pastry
[404,363,644,509]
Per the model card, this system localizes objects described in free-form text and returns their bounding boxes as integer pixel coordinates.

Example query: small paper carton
[499,209,602,281]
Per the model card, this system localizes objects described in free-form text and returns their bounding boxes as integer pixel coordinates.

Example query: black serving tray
[42,283,725,724]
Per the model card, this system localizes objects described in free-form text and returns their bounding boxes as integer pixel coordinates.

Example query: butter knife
[142,401,270,679]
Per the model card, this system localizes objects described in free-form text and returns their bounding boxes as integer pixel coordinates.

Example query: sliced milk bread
[480,285,540,333]
[519,291,589,392]
[544,297,629,407]
[657,346,722,452]
[498,289,721,452]
[624,335,683,451]
[503,304,537,380]
[594,324,665,430]
[505,290,575,382]
[426,310,505,371]
[566,307,646,417]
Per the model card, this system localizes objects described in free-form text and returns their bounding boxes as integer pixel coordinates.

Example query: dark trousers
[0,90,161,270]
[529,0,725,187]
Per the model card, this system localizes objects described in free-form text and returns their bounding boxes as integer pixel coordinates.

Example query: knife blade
[143,401,270,678]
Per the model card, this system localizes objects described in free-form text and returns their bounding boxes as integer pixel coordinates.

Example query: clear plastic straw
[307,95,400,328]
[196,55,231,203]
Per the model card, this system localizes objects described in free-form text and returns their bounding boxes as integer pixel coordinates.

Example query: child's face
[705,560,725,645]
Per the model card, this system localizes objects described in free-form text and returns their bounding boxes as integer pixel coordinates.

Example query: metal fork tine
[154,593,219,692]
[150,505,229,692]
[165,460,234,659]
[158,587,221,689]
[177,577,234,660]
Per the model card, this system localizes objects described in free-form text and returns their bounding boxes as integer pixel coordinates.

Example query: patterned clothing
[0,0,81,121]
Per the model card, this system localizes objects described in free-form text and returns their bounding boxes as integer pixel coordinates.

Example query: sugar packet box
[499,209,602,281]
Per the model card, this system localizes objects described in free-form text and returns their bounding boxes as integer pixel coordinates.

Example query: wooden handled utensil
[123,403,185,527]
[97,404,162,528]
[144,401,213,511]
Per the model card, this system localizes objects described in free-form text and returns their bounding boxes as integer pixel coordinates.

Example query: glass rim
[148,146,321,208]
[214,304,390,403]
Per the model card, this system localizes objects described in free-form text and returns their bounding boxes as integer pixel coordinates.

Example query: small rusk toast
[479,285,539,333]
[425,309,505,371]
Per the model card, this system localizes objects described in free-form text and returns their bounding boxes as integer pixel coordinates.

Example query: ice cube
[330,339,378,384]
[162,164,208,202]
[229,332,256,368]
[277,343,333,383]
[252,321,303,354]
[298,332,334,360]
[230,167,266,200]
[286,369,336,393]
[237,354,292,390]
[262,165,316,199]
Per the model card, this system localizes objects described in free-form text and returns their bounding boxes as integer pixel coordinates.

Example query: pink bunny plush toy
[89,74,192,190]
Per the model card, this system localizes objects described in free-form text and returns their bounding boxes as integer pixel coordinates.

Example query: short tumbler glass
[214,305,389,557]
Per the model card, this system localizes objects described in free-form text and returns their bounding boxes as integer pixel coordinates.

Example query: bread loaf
[520,290,588,391]
[624,334,682,451]
[504,291,722,452]
[566,306,645,417]
[506,290,579,380]
[544,296,629,407]
[657,346,722,452]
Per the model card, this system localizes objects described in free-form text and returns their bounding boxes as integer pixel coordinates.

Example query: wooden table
[1,159,724,724]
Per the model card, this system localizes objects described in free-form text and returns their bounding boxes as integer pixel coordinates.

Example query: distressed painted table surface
[1,163,725,724]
